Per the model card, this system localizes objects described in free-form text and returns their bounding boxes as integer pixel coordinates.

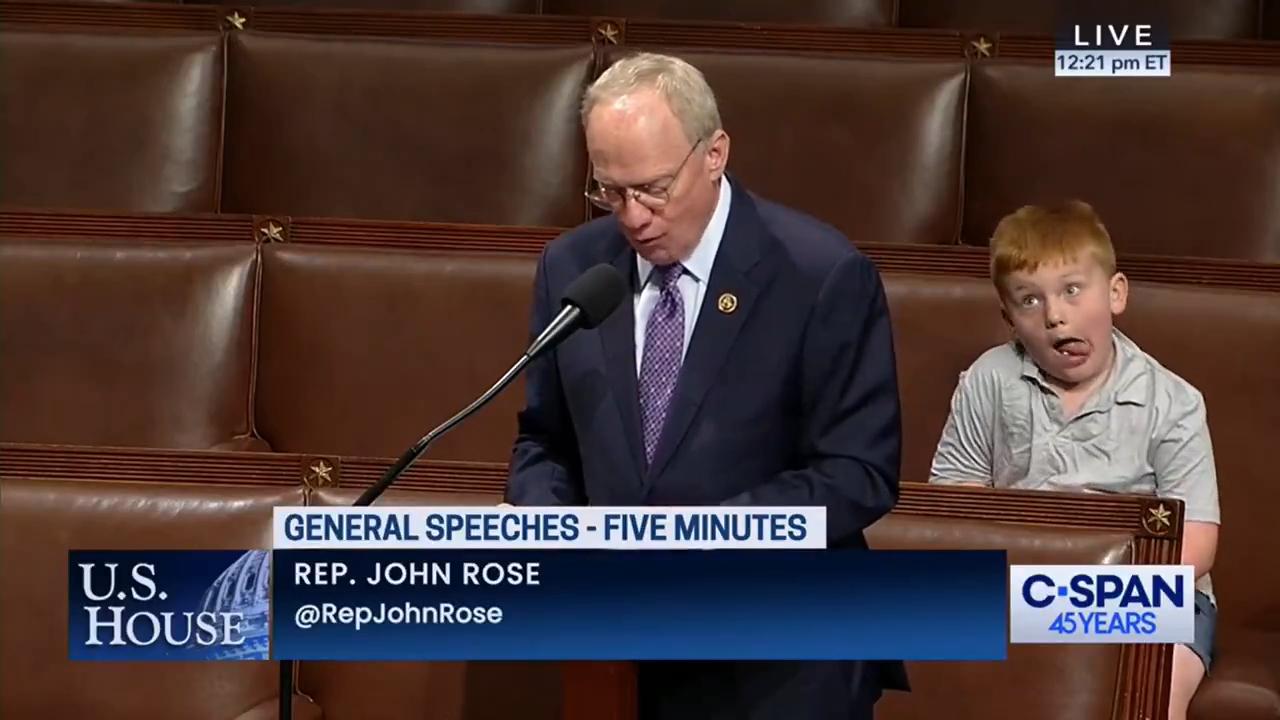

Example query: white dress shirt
[634,177,732,374]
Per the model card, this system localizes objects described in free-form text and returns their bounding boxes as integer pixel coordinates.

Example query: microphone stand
[278,351,533,718]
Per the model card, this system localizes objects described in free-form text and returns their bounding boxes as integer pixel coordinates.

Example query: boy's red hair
[990,200,1117,296]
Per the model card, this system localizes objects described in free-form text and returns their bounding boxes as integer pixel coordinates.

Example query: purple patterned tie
[639,263,685,465]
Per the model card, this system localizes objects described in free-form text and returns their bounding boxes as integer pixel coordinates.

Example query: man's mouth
[1052,337,1090,357]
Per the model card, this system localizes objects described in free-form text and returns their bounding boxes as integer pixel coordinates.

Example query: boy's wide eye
[1065,284,1082,296]
[1019,295,1039,307]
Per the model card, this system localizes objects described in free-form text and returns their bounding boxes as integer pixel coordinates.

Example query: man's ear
[705,129,730,180]
[1109,271,1129,315]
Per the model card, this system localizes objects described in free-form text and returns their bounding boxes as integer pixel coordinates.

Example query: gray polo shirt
[929,329,1219,597]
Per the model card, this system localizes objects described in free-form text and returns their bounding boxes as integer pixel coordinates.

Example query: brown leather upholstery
[254,244,537,459]
[963,60,1280,262]
[880,270,1280,720]
[1190,624,1280,720]
[0,28,223,213]
[303,487,562,720]
[0,477,306,719]
[882,273,1011,484]
[603,47,967,245]
[869,513,1132,720]
[0,238,258,450]
[897,0,1262,39]
[5,16,1277,264]
[544,0,893,26]
[221,32,593,227]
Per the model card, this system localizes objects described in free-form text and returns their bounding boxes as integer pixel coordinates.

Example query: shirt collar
[636,176,732,288]
[1109,329,1152,405]
[1018,328,1150,408]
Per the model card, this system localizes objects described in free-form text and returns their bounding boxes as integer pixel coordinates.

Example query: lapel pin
[717,292,738,314]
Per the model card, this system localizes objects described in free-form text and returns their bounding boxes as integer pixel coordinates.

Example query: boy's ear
[1109,272,1129,315]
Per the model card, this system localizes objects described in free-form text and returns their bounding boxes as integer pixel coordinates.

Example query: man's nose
[617,194,652,229]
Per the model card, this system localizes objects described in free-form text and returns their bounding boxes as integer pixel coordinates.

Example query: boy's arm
[929,369,996,487]
[1151,388,1220,579]
[1182,522,1218,581]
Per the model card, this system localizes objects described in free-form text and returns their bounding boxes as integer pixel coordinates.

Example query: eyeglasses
[585,140,702,212]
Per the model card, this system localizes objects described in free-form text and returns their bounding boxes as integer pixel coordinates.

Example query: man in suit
[505,51,908,719]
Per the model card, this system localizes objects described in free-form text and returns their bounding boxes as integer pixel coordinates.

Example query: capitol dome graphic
[194,550,272,660]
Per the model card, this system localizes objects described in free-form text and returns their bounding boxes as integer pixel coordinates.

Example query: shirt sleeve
[929,369,997,487]
[1151,386,1221,524]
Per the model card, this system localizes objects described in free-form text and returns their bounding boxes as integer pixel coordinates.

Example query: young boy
[929,201,1220,720]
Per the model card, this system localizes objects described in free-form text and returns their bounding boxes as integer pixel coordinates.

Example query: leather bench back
[5,14,1279,262]
[881,273,1012,483]
[221,32,594,226]
[0,477,304,719]
[0,28,224,213]
[963,59,1280,261]
[254,243,537,459]
[0,238,258,449]
[602,46,968,246]
[868,513,1134,720]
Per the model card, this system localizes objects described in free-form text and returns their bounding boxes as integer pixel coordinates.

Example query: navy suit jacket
[507,179,908,719]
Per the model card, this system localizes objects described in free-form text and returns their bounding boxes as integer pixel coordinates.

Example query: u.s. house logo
[70,550,270,661]
[1009,565,1194,644]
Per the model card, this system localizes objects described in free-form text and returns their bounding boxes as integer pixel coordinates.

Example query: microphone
[279,263,624,719]
[352,262,625,506]
[526,264,627,359]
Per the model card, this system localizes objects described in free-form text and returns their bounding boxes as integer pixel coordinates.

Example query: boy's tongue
[1056,339,1089,357]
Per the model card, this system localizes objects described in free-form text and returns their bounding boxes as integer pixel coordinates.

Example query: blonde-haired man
[508,52,909,719]
[930,201,1220,720]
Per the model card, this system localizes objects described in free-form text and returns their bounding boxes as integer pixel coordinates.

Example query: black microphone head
[561,264,626,329]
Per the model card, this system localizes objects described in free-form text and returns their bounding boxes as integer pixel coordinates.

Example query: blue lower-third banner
[69,550,271,661]
[67,549,1008,661]
[271,549,1008,661]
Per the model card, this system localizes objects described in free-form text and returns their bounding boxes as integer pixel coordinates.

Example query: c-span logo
[1010,565,1194,644]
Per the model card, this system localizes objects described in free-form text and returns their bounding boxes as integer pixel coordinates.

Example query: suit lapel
[646,187,777,481]
[598,243,647,480]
